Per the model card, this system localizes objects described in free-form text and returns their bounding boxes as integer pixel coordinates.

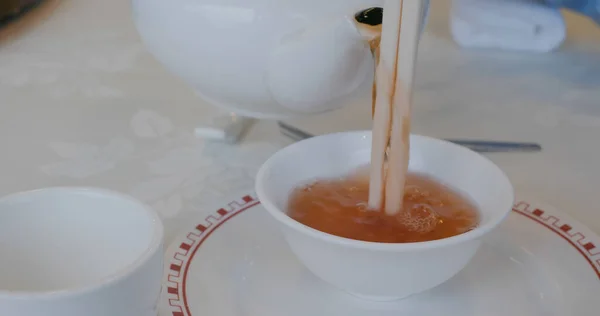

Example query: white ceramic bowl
[256,131,514,301]
[0,187,164,316]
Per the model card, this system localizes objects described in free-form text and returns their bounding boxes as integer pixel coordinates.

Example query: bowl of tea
[255,131,514,301]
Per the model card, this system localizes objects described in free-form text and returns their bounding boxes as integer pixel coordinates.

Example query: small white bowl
[256,131,514,301]
[0,187,164,316]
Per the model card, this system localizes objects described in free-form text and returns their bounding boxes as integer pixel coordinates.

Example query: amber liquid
[287,171,479,243]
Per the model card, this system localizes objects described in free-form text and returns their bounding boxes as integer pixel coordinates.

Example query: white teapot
[132,0,429,119]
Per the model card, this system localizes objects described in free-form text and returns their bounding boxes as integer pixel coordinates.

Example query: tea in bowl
[255,131,514,301]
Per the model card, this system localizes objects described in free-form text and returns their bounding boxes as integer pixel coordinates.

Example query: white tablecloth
[1,0,599,244]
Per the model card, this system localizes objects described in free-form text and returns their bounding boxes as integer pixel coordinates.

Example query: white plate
[159,193,600,316]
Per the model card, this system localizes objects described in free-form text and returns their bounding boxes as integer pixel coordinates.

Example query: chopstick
[378,0,425,214]
[277,121,542,153]
[368,0,406,212]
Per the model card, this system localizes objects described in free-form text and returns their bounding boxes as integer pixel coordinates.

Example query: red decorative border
[163,194,259,316]
[512,201,600,279]
[163,197,600,316]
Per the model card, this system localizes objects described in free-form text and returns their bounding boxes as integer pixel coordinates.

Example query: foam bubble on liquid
[397,203,440,233]
[356,201,369,211]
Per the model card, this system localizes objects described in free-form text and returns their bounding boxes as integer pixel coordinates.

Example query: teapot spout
[353,7,383,45]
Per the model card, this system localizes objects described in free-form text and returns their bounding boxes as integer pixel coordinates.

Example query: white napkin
[450,0,566,53]
[194,114,255,143]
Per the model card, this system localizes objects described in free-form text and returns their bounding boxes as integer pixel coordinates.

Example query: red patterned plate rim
[162,194,600,316]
